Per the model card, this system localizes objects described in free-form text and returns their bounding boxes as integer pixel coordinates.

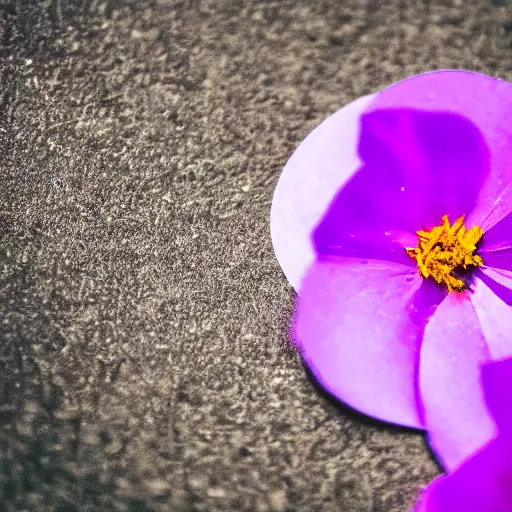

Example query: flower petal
[415,441,511,512]
[480,210,512,252]
[419,293,496,471]
[478,266,512,291]
[481,358,512,437]
[417,358,512,511]
[294,257,442,428]
[472,273,512,359]
[479,249,512,274]
[369,70,512,232]
[312,107,489,262]
[270,93,377,291]
[271,71,505,292]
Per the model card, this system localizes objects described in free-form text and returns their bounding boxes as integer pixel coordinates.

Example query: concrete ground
[1,0,510,510]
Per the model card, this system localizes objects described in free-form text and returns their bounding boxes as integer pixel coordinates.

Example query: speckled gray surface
[1,1,511,510]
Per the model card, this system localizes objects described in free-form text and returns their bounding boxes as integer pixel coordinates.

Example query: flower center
[405,215,483,292]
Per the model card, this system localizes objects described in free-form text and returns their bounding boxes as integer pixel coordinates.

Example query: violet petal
[472,273,512,359]
[479,248,512,273]
[415,441,510,512]
[481,358,512,438]
[368,70,512,232]
[480,210,512,252]
[312,107,490,263]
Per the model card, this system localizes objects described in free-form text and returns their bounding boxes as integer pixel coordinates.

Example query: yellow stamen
[405,215,483,292]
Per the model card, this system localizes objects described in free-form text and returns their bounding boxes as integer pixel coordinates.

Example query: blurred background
[1,1,510,510]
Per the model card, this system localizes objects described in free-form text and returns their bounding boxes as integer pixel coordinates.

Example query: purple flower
[270,71,512,470]
[415,357,512,512]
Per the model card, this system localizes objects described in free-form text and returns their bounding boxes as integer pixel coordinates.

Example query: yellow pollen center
[405,215,484,292]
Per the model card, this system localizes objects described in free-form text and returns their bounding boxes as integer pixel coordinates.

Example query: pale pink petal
[295,257,443,428]
[416,358,512,511]
[419,293,496,471]
[270,93,377,291]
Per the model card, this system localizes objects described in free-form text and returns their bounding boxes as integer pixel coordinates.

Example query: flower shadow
[303,362,445,471]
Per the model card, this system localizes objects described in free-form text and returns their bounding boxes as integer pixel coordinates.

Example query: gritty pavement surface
[1,0,510,510]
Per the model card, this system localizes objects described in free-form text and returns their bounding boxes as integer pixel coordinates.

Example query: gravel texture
[1,0,510,510]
